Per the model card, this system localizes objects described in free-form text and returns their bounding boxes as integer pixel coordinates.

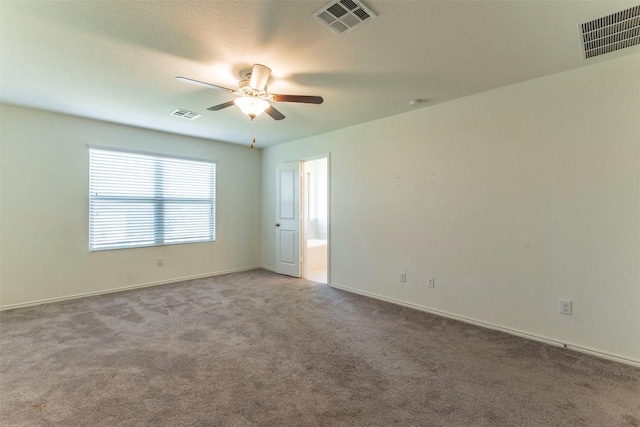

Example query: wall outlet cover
[559,299,572,315]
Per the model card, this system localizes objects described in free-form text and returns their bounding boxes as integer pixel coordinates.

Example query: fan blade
[272,94,324,104]
[265,105,285,121]
[175,76,236,93]
[249,64,271,91]
[207,100,236,111]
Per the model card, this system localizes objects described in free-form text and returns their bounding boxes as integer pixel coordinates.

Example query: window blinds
[89,148,216,251]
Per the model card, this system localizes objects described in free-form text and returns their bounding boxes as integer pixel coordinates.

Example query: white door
[275,162,301,277]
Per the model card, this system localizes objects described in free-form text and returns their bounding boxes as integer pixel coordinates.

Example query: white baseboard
[329,282,640,368]
[260,265,276,272]
[0,266,262,311]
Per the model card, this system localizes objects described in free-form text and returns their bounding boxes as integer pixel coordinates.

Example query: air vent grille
[581,5,640,58]
[171,109,201,120]
[340,0,358,10]
[353,7,370,21]
[327,3,348,18]
[313,0,376,35]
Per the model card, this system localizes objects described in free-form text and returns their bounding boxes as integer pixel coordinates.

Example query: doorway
[302,157,328,283]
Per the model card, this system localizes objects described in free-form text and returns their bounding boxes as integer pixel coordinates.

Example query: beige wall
[0,105,261,308]
[1,54,638,364]
[261,54,640,364]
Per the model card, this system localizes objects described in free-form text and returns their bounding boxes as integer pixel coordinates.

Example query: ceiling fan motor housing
[238,79,269,99]
[249,64,271,91]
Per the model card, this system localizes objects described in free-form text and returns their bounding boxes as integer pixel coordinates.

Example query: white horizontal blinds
[89,148,215,251]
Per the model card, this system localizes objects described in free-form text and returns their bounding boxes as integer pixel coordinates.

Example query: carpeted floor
[1,269,638,426]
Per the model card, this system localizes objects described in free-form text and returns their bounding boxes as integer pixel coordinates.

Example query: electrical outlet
[400,272,406,283]
[157,257,164,267]
[559,299,572,315]
[428,277,435,288]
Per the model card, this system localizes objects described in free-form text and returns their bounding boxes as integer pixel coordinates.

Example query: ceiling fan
[176,64,323,121]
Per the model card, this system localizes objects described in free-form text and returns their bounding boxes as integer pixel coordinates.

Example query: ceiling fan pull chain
[250,117,256,149]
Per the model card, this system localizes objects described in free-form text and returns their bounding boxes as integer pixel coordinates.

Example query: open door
[275,162,301,277]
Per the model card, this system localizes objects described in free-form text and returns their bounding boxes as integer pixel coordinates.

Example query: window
[89,147,216,251]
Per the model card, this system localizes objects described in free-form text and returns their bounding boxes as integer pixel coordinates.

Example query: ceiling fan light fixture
[177,63,322,123]
[234,96,270,118]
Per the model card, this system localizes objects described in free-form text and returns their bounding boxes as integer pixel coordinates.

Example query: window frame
[88,146,216,251]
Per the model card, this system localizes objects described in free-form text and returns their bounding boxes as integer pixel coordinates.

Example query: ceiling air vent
[170,108,201,120]
[581,5,640,59]
[313,0,376,35]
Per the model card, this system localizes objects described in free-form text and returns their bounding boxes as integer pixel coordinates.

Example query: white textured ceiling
[1,1,639,148]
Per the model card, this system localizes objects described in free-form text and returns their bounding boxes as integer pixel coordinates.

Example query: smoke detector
[313,0,376,35]
[580,5,640,59]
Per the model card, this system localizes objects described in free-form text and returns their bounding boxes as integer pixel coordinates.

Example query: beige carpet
[1,269,638,426]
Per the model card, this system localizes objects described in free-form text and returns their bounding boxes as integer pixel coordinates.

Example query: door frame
[300,154,331,284]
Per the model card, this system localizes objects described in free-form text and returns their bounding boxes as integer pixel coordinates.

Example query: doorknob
[275,223,280,227]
